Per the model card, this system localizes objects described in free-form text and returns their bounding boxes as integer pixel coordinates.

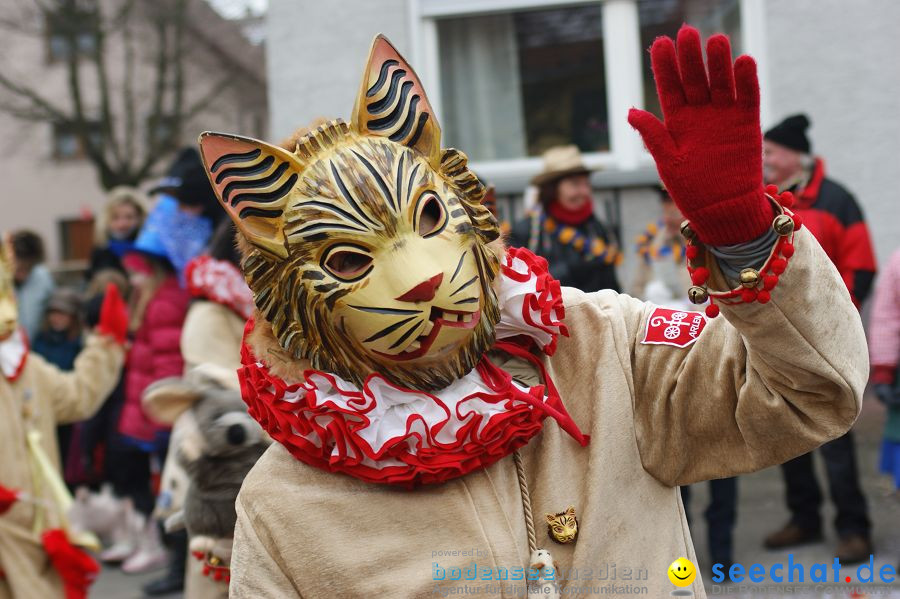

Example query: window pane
[438,4,607,161]
[639,0,741,117]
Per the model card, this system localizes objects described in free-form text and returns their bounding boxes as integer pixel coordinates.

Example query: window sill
[470,152,658,194]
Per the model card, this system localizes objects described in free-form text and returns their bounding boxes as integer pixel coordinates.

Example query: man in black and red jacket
[762,113,876,562]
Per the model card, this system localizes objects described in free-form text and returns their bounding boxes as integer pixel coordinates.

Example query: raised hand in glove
[95,282,128,346]
[629,25,775,246]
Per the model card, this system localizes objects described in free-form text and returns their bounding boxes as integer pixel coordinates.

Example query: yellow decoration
[0,236,18,341]
[26,431,101,551]
[668,557,697,587]
[545,506,578,544]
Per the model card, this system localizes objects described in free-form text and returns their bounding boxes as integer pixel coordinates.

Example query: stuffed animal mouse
[143,371,270,558]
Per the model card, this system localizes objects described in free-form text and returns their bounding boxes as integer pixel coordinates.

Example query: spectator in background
[762,113,874,562]
[149,147,224,283]
[32,288,84,474]
[86,187,147,280]
[11,230,55,340]
[763,114,877,306]
[32,288,83,371]
[869,249,900,573]
[143,221,253,598]
[68,270,132,490]
[629,186,691,306]
[112,204,191,574]
[509,145,621,292]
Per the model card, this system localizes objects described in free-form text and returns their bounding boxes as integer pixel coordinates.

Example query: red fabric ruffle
[501,247,568,355]
[185,255,254,319]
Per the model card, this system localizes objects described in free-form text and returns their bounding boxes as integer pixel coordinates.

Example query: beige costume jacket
[149,300,245,599]
[0,335,123,599]
[229,228,867,598]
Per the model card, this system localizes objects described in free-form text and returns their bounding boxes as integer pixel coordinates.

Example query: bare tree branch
[0,71,69,121]
[121,5,137,172]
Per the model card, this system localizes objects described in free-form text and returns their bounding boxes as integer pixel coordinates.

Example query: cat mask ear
[198,132,302,259]
[351,34,442,170]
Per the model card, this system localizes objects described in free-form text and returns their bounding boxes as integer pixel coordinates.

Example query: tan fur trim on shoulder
[247,313,310,383]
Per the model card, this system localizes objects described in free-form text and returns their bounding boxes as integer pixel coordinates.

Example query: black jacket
[509,212,621,293]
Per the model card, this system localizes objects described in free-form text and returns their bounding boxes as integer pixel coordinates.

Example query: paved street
[688,391,900,598]
[92,391,899,598]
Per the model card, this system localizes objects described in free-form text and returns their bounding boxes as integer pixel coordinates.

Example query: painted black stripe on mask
[348,305,423,315]
[406,113,429,149]
[229,173,297,207]
[367,81,413,130]
[388,319,423,350]
[215,155,274,184]
[388,95,420,142]
[366,59,400,97]
[369,69,407,114]
[297,200,367,230]
[364,316,418,343]
[210,148,261,172]
[223,162,290,204]
[238,206,283,220]
[330,162,380,228]
[351,150,394,209]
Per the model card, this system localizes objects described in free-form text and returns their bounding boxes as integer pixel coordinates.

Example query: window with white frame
[639,0,742,118]
[436,4,608,162]
[426,0,745,171]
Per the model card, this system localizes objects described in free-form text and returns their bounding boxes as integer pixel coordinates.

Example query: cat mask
[199,35,501,392]
[0,236,18,341]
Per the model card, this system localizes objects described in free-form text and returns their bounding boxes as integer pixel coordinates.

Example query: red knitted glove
[0,485,18,514]
[42,529,100,599]
[628,26,774,246]
[96,282,128,345]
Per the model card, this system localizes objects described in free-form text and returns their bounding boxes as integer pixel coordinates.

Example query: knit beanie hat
[764,114,811,154]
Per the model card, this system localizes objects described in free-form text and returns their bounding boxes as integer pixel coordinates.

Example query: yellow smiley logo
[668,557,696,587]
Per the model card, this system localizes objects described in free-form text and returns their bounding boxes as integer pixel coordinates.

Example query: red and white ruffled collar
[185,256,254,319]
[238,247,589,487]
[0,328,28,382]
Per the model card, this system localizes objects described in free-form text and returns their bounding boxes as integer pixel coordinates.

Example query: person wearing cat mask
[0,237,128,599]
[197,28,867,598]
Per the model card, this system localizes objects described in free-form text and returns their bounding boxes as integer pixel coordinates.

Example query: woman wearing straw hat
[509,145,622,292]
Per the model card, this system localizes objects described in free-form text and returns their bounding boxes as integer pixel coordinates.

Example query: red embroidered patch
[641,307,707,348]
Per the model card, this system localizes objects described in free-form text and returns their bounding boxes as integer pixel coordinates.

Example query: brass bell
[208,555,221,567]
[739,268,760,289]
[680,220,696,240]
[688,286,709,304]
[773,214,795,236]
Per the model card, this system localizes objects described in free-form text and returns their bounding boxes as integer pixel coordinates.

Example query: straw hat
[529,145,595,187]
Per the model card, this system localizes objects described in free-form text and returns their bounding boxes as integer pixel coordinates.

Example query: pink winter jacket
[870,249,900,384]
[118,276,190,448]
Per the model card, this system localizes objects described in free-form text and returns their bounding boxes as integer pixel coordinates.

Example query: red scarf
[793,158,826,210]
[547,199,593,226]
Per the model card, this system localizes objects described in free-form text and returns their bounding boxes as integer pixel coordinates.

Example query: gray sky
[206,0,268,19]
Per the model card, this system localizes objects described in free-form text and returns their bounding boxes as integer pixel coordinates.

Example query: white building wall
[266,0,900,288]
[763,0,900,268]
[266,0,410,141]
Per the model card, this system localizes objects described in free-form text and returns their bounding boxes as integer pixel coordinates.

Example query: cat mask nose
[395,273,443,303]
